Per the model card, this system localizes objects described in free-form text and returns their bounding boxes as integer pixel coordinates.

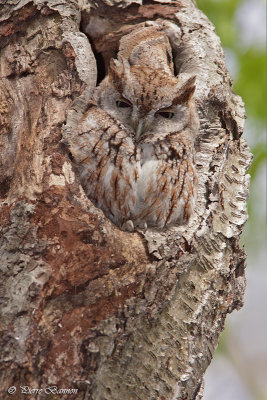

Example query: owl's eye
[158,111,174,119]
[116,100,131,108]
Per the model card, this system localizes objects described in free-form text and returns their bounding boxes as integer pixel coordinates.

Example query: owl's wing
[69,106,140,227]
[136,135,196,228]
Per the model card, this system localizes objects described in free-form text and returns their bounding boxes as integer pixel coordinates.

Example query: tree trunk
[0,1,252,399]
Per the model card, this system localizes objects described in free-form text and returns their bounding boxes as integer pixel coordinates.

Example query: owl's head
[95,57,197,142]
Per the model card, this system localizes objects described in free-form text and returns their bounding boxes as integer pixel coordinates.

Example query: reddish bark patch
[0,4,39,46]
[138,4,182,19]
[26,187,147,386]
[0,203,12,225]
[31,186,147,297]
[44,283,137,372]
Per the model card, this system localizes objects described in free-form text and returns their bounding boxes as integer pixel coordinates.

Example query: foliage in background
[197,0,266,251]
[197,0,266,139]
[197,2,266,400]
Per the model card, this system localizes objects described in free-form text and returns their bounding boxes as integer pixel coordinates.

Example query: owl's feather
[67,26,198,230]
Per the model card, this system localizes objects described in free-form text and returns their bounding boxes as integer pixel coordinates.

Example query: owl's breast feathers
[71,107,196,230]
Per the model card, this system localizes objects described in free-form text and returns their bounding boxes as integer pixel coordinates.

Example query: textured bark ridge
[0,1,252,399]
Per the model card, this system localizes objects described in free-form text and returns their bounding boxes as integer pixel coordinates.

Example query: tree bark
[0,1,252,399]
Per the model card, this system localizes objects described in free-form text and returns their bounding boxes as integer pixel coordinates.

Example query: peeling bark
[0,1,252,400]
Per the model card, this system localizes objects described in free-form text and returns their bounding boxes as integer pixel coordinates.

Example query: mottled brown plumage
[67,26,199,231]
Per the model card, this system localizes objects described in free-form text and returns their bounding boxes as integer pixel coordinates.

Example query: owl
[67,27,198,231]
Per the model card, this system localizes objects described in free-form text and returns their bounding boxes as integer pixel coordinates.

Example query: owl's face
[95,58,196,142]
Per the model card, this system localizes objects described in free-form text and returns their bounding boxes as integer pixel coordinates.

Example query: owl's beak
[135,119,144,141]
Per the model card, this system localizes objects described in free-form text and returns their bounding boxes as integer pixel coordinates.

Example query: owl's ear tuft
[109,59,122,83]
[173,75,196,105]
[109,57,131,93]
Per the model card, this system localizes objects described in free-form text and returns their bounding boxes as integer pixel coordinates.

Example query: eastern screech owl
[68,26,198,231]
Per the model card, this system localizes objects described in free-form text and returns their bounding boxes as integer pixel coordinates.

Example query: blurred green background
[196,0,266,399]
[197,0,266,247]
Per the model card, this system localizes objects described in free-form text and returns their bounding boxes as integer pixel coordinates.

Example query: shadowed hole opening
[94,50,106,85]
